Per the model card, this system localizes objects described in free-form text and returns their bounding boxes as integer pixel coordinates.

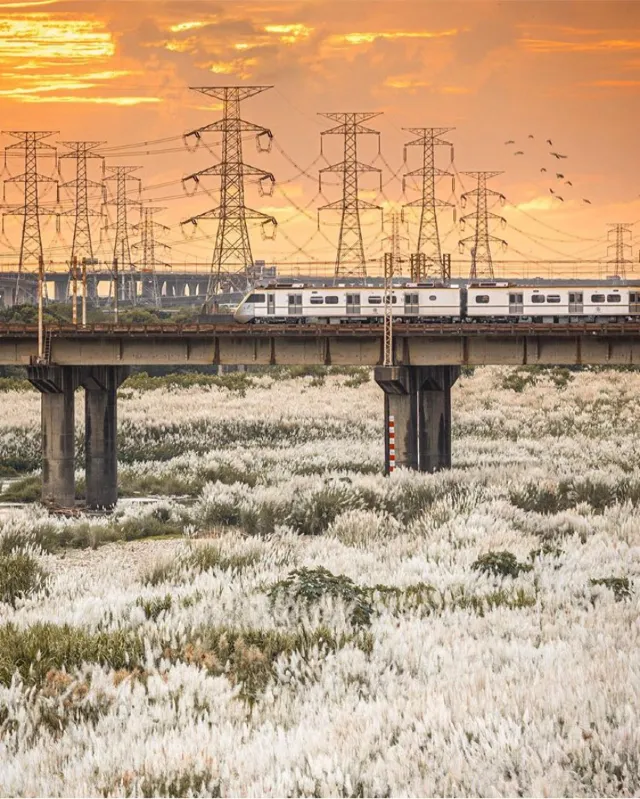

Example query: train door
[629,292,640,314]
[346,293,361,315]
[569,292,583,314]
[508,292,523,315]
[404,292,419,316]
[267,293,275,315]
[288,293,302,316]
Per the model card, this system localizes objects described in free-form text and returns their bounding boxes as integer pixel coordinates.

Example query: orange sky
[0,0,639,277]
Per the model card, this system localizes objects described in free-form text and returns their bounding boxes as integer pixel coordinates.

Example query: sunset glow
[0,0,636,273]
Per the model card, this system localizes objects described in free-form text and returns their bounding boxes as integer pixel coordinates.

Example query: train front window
[247,293,266,303]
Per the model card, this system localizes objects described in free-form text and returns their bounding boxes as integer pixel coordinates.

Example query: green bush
[0,623,144,686]
[0,553,47,607]
[136,594,173,621]
[590,577,632,601]
[269,567,373,627]
[472,550,532,579]
[0,476,42,503]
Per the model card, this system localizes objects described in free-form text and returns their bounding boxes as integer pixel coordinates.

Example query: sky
[0,0,639,278]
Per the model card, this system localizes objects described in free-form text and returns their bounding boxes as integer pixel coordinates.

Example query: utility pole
[133,205,170,307]
[459,171,507,279]
[403,127,454,280]
[606,223,633,279]
[318,112,382,281]
[2,131,58,302]
[383,252,395,367]
[182,86,277,308]
[104,165,141,305]
[58,141,104,303]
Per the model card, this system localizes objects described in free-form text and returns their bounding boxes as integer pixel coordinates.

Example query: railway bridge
[2,320,639,509]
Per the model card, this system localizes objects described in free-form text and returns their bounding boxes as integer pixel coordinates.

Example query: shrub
[136,594,173,621]
[269,567,373,627]
[0,552,47,607]
[0,623,144,686]
[185,545,260,574]
[590,577,632,601]
[472,550,532,579]
[0,476,42,503]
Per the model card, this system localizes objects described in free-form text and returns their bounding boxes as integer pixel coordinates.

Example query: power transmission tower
[403,127,454,280]
[459,171,507,279]
[58,141,104,265]
[606,223,633,278]
[133,205,170,307]
[318,112,382,281]
[104,165,141,302]
[182,86,277,306]
[383,209,409,274]
[2,131,58,300]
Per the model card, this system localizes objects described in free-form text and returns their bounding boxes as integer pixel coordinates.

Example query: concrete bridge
[2,320,639,510]
[0,270,212,307]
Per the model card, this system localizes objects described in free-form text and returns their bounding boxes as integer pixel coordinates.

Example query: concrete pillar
[374,365,459,474]
[82,367,130,510]
[27,366,80,508]
[53,277,69,302]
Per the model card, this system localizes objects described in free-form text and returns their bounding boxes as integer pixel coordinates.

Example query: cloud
[327,29,459,47]
[520,38,640,54]
[0,14,115,61]
[15,95,161,105]
[585,79,640,88]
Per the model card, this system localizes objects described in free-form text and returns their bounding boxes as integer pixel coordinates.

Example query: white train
[234,281,640,323]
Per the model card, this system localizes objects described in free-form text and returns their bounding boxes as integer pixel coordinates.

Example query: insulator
[458,242,465,254]
[56,216,60,234]
[450,146,454,164]
[451,177,455,194]
[501,217,507,230]
[181,176,199,197]
[261,219,277,240]
[453,207,457,224]
[182,133,201,154]
[256,131,273,154]
[403,146,408,164]
[258,175,275,197]
[459,218,465,232]
[460,195,467,209]
[500,194,506,206]
[502,240,508,252]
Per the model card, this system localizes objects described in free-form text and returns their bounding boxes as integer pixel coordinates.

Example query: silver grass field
[0,366,638,797]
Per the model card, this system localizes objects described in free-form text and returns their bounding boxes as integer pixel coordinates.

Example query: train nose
[234,303,253,323]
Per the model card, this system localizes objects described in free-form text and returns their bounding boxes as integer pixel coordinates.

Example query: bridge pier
[28,366,81,507]
[27,365,129,509]
[374,365,459,474]
[83,367,129,509]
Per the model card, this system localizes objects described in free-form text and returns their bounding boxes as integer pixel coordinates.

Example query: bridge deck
[1,322,639,366]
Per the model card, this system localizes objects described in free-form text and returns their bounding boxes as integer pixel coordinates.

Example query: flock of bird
[504,135,592,205]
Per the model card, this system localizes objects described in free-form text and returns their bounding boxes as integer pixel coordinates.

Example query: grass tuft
[0,553,47,607]
[472,550,533,579]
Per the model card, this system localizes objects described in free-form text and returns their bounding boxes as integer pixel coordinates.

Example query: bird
[549,188,555,194]
[540,167,547,173]
[546,139,553,145]
[550,152,567,159]
[556,173,564,179]
[528,134,535,139]
[514,150,524,155]
[565,180,573,186]
[557,196,564,202]
[583,199,592,204]
[505,140,515,145]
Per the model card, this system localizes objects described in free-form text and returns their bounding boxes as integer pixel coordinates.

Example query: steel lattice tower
[59,141,104,265]
[2,131,58,298]
[403,127,453,279]
[606,223,633,279]
[459,171,507,279]
[182,86,276,302]
[133,206,170,307]
[384,209,408,271]
[319,112,382,280]
[104,166,141,301]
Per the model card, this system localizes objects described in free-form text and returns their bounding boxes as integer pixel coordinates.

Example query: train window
[546,295,561,303]
[325,296,339,304]
[475,295,490,304]
[384,295,398,304]
[368,296,382,304]
[591,294,605,303]
[310,296,324,305]
[531,295,545,303]
[429,295,437,301]
[247,293,266,303]
[607,294,621,303]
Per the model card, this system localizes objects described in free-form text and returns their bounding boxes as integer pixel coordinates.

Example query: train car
[466,282,640,321]
[234,283,462,323]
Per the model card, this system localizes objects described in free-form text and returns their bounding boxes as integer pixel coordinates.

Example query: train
[233,281,640,324]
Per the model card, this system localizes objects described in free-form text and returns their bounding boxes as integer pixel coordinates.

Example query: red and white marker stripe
[388,415,396,473]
